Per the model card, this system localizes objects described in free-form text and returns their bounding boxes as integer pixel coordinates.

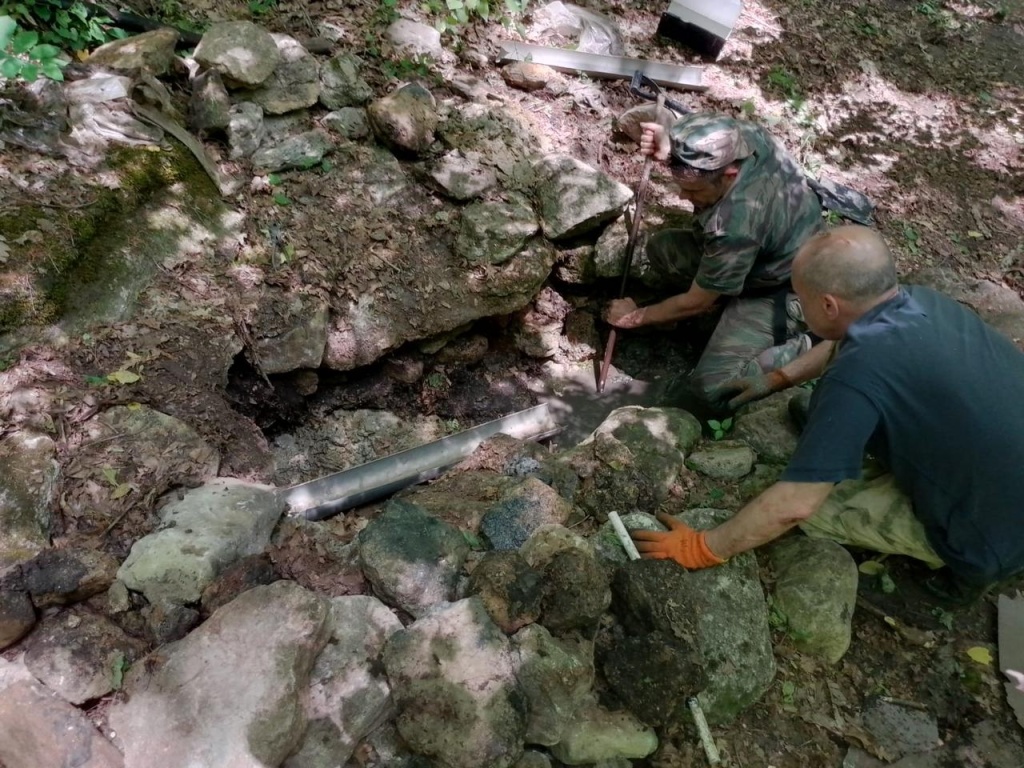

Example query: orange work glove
[630,512,726,570]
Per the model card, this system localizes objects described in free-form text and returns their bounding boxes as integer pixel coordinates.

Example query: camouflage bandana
[669,114,753,171]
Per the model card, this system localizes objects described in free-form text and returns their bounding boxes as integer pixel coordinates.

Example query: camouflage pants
[800,471,945,569]
[645,228,809,407]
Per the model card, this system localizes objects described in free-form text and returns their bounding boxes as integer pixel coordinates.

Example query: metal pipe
[283,403,560,521]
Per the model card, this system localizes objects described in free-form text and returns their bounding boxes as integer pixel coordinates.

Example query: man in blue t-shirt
[631,225,1024,604]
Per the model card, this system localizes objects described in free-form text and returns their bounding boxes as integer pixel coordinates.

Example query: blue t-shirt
[783,286,1024,583]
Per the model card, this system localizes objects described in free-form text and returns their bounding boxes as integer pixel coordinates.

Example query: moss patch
[0,140,219,335]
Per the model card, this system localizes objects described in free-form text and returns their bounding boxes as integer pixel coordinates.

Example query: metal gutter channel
[283,403,561,521]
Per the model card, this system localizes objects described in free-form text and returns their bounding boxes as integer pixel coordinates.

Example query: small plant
[707,417,733,440]
[248,0,277,16]
[780,680,797,707]
[901,222,921,254]
[3,1,126,52]
[0,14,65,81]
[858,559,897,594]
[380,54,431,80]
[766,66,804,110]
[931,606,955,630]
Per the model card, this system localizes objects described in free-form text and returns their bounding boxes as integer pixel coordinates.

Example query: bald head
[794,226,897,305]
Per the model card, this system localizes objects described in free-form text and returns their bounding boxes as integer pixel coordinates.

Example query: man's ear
[822,294,841,319]
[722,164,740,179]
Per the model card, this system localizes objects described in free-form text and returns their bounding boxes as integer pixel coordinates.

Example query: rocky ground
[2,0,1024,766]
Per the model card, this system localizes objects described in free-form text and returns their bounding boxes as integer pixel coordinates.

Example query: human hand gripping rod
[596,90,665,394]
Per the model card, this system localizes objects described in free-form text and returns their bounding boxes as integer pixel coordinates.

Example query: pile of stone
[0,396,861,768]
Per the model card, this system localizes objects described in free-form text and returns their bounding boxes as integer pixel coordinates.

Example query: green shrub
[0,14,65,81]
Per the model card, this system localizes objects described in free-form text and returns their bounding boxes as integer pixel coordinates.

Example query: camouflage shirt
[693,122,824,297]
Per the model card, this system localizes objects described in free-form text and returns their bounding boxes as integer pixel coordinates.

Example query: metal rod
[283,403,560,521]
[597,91,664,393]
[498,41,706,90]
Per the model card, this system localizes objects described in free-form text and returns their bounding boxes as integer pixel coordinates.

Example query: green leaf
[320,158,333,173]
[879,572,896,594]
[84,374,107,386]
[272,191,291,206]
[29,43,61,61]
[858,560,885,576]
[465,0,478,10]
[0,15,17,48]
[0,56,22,79]
[40,60,64,80]
[19,61,37,81]
[478,0,489,18]
[713,429,724,440]
[102,467,118,486]
[721,417,733,430]
[107,369,140,385]
[267,173,282,185]
[111,483,132,500]
[446,0,464,8]
[11,28,38,54]
[707,419,721,430]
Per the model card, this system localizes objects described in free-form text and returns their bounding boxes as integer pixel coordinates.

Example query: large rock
[188,69,232,133]
[358,499,470,618]
[539,549,610,634]
[251,129,332,172]
[456,197,539,266]
[386,19,443,58]
[768,536,858,664]
[548,702,658,765]
[733,389,802,465]
[532,154,633,240]
[520,524,592,569]
[23,611,147,704]
[243,34,321,115]
[285,595,403,768]
[428,150,497,201]
[383,597,526,768]
[467,551,543,634]
[480,476,574,551]
[319,52,373,109]
[322,107,369,140]
[228,101,266,159]
[398,471,521,532]
[0,587,35,650]
[559,406,701,521]
[22,546,119,608]
[194,21,281,87]
[512,285,571,358]
[88,27,179,76]
[252,291,329,373]
[685,440,756,480]
[0,679,125,768]
[0,432,58,568]
[109,582,330,768]
[367,83,438,155]
[613,510,776,724]
[512,624,594,745]
[117,478,285,605]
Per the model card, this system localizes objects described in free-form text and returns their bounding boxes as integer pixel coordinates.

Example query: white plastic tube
[608,511,641,561]
[688,697,721,765]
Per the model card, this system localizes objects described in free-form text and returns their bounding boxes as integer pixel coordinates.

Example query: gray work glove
[721,370,793,410]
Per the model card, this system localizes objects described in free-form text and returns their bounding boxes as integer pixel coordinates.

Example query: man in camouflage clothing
[606,112,825,409]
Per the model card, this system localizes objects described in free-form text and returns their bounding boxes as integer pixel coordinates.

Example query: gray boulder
[592,511,660,568]
[512,285,572,358]
[252,292,329,373]
[88,27,178,76]
[0,432,58,569]
[456,197,539,265]
[228,102,266,159]
[383,597,526,768]
[768,536,858,664]
[23,611,147,704]
[285,595,402,768]
[117,478,285,605]
[539,549,610,634]
[480,476,574,551]
[251,129,331,172]
[109,582,329,768]
[519,524,591,570]
[194,21,281,87]
[0,588,35,650]
[367,83,438,155]
[357,499,470,617]
[467,551,543,634]
[243,34,321,115]
[733,389,802,465]
[532,154,632,240]
[22,546,119,608]
[386,19,443,58]
[512,624,594,745]
[428,150,497,200]
[322,107,370,140]
[188,69,232,133]
[319,53,373,109]
[685,440,756,480]
[549,702,658,765]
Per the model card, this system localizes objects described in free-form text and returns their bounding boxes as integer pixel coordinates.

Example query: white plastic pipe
[608,511,641,561]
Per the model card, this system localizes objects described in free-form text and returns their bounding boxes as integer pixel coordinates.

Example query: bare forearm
[779,340,834,385]
[638,288,718,325]
[704,481,834,560]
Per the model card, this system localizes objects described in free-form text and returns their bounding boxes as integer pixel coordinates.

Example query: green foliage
[931,606,955,630]
[766,66,805,111]
[381,53,431,80]
[248,0,277,16]
[707,417,733,440]
[421,0,529,34]
[2,1,126,53]
[0,14,65,81]
[110,650,129,690]
[780,680,797,706]
[900,221,921,254]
